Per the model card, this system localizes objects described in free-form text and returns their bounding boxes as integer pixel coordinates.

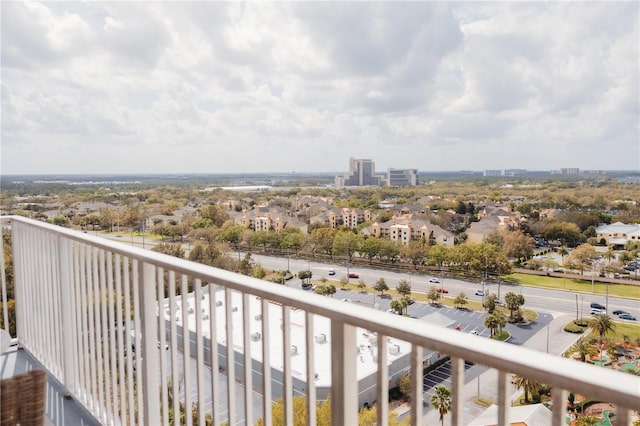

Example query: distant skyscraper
[335,158,382,187]
[387,168,418,186]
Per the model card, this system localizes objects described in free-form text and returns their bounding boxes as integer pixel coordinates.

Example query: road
[244,252,640,321]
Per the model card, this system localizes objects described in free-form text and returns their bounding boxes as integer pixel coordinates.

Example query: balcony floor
[1,345,99,426]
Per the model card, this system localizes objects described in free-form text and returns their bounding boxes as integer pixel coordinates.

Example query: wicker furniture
[0,369,47,426]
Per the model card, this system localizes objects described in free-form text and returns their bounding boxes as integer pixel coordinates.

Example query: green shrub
[564,320,588,333]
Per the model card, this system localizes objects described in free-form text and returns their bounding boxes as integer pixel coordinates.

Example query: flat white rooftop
[164,288,412,387]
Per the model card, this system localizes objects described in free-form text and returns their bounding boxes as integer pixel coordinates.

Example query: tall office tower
[335,158,382,187]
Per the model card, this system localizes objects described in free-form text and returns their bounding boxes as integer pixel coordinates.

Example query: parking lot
[423,359,476,402]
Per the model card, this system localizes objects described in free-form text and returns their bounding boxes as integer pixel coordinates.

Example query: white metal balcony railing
[0,215,638,426]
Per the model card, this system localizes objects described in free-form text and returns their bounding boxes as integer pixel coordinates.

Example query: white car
[475,290,485,296]
[470,330,479,335]
[429,278,440,283]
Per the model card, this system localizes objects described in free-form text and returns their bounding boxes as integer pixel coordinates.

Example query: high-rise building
[335,158,382,187]
[387,168,418,186]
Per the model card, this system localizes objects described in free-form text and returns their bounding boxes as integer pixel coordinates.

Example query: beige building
[364,214,454,247]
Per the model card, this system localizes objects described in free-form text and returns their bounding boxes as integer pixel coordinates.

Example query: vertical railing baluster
[123,257,136,425]
[181,274,192,426]
[100,249,113,424]
[86,248,98,414]
[114,253,126,425]
[282,306,293,426]
[410,345,423,426]
[140,262,160,426]
[225,288,236,426]
[58,236,77,396]
[243,293,253,426]
[305,311,316,426]
[209,284,220,426]
[376,333,388,426]
[261,299,272,426]
[195,279,205,426]
[497,370,509,426]
[132,260,143,425]
[169,271,180,426]
[331,321,357,426]
[107,251,119,425]
[79,244,92,408]
[450,356,464,426]
[551,388,567,426]
[158,267,169,426]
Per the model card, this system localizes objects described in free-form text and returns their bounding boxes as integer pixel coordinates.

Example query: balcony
[1,216,638,426]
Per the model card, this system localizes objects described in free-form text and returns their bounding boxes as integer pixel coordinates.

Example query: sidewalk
[421,313,584,425]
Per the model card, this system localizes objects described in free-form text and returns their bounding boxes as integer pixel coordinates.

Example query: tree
[430,385,452,426]
[427,285,440,304]
[453,292,468,309]
[575,415,600,426]
[588,314,615,352]
[396,279,411,297]
[484,311,505,337]
[298,270,312,284]
[543,222,583,246]
[568,338,596,362]
[359,237,381,263]
[511,374,542,403]
[374,278,389,296]
[504,292,525,321]
[558,246,569,263]
[567,244,598,275]
[389,299,404,315]
[502,230,535,260]
[484,293,498,313]
[315,284,336,297]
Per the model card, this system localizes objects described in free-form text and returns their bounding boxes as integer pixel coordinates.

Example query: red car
[348,273,359,279]
[437,288,449,294]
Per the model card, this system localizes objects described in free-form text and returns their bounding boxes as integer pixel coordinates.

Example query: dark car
[618,313,636,321]
[348,273,359,279]
[613,310,629,316]
[590,302,606,310]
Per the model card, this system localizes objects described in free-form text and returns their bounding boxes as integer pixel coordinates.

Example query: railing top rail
[3,215,639,408]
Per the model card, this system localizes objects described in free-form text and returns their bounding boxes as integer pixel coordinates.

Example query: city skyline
[1,2,639,175]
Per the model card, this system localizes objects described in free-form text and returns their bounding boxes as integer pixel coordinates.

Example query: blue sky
[1,1,638,175]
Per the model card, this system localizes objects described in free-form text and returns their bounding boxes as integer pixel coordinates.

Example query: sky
[1,1,639,176]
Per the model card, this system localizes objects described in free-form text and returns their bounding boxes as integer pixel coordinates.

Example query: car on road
[429,278,440,283]
[328,268,335,275]
[613,310,629,316]
[437,288,449,294]
[618,313,636,321]
[348,273,359,279]
[590,302,606,311]
[591,308,606,315]
[475,290,485,296]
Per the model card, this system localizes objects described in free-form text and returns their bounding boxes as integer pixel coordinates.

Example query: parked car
[328,268,335,276]
[437,288,449,294]
[407,298,415,305]
[475,290,485,296]
[590,302,606,311]
[469,330,479,335]
[613,310,629,316]
[429,278,440,283]
[618,313,636,321]
[348,273,359,279]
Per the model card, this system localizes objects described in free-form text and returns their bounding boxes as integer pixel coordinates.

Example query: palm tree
[588,314,615,357]
[568,338,597,362]
[430,385,452,426]
[558,246,569,264]
[484,313,499,337]
[511,374,542,403]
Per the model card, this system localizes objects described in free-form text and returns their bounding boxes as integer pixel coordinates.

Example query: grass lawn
[504,273,640,299]
[585,321,640,344]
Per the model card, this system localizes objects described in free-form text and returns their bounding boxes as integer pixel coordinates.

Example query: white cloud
[1,1,638,175]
